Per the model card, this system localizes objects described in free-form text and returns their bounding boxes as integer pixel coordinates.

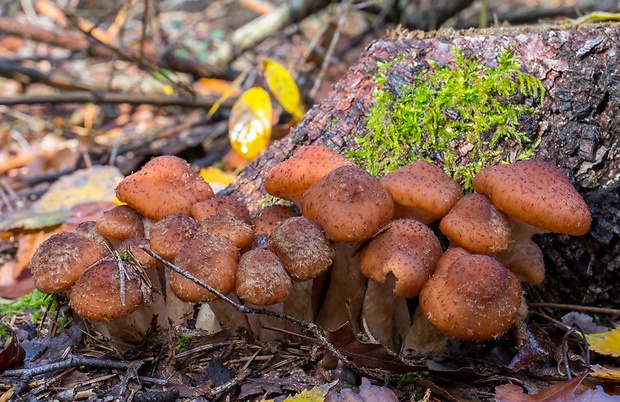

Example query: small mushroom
[149,213,199,261]
[419,250,522,341]
[236,249,292,306]
[192,195,252,225]
[198,214,254,249]
[505,239,545,285]
[381,161,463,224]
[96,205,145,244]
[30,232,110,294]
[264,145,354,206]
[115,155,215,221]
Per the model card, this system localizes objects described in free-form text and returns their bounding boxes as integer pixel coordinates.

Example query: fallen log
[225,23,620,309]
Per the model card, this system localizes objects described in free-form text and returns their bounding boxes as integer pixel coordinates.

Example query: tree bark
[225,24,620,309]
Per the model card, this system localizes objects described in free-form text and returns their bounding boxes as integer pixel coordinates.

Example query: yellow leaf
[228,87,272,159]
[199,166,236,193]
[263,59,305,123]
[586,328,620,357]
[589,364,620,380]
[261,384,332,402]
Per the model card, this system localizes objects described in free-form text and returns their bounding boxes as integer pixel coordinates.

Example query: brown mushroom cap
[359,219,442,298]
[419,253,522,341]
[268,216,334,281]
[96,205,145,241]
[198,214,254,249]
[115,155,215,221]
[74,220,112,247]
[380,161,463,224]
[253,205,299,236]
[30,232,110,294]
[149,213,199,260]
[506,239,545,285]
[171,234,239,302]
[439,193,512,254]
[70,258,143,321]
[264,145,354,206]
[191,195,252,225]
[236,249,292,305]
[473,159,592,236]
[300,165,395,243]
[117,237,157,270]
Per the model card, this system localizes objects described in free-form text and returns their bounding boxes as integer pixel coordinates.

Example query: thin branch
[3,355,129,377]
[528,302,620,316]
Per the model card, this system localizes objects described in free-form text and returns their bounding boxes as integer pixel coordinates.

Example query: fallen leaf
[494,374,619,401]
[228,87,273,159]
[586,329,620,357]
[0,325,26,370]
[263,59,305,123]
[589,364,620,381]
[263,383,332,401]
[324,378,398,402]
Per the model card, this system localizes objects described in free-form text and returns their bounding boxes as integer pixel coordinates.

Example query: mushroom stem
[361,274,411,351]
[492,217,546,266]
[88,306,151,350]
[403,306,449,354]
[315,242,366,331]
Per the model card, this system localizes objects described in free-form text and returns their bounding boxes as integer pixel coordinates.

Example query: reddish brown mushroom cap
[116,155,215,221]
[236,249,292,305]
[96,205,145,241]
[30,232,110,294]
[253,205,298,236]
[70,258,143,321]
[419,253,522,341]
[359,219,442,298]
[264,145,354,206]
[506,239,545,285]
[473,159,592,236]
[301,165,395,243]
[198,214,254,249]
[268,216,334,281]
[381,161,463,224]
[149,213,199,260]
[439,193,512,254]
[171,234,239,303]
[191,195,252,225]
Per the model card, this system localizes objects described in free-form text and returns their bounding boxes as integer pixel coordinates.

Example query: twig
[529,303,620,316]
[0,91,233,108]
[0,61,97,91]
[140,246,392,379]
[3,355,129,377]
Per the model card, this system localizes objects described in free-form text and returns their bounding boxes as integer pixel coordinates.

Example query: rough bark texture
[225,24,620,309]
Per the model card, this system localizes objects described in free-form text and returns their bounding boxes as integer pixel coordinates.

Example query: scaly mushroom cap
[359,219,442,298]
[301,165,395,243]
[96,205,145,241]
[115,155,215,220]
[439,193,511,254]
[30,232,110,294]
[149,213,199,260]
[253,205,298,236]
[70,258,143,321]
[473,159,591,236]
[506,239,545,285]
[117,237,158,270]
[236,249,293,305]
[381,161,463,224]
[264,145,354,206]
[171,234,239,302]
[419,253,522,341]
[192,195,252,225]
[74,220,112,247]
[268,216,334,281]
[198,214,254,249]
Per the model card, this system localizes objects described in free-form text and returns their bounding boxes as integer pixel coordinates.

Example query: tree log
[225,24,620,309]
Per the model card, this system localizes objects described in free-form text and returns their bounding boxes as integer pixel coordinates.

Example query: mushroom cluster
[28,148,592,353]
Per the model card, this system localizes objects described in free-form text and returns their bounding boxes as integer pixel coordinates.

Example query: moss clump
[349,46,545,191]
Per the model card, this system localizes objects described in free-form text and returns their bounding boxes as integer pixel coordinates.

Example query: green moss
[0,290,53,320]
[349,46,545,191]
[175,334,192,353]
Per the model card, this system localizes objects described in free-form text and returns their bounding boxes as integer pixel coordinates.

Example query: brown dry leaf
[324,378,398,402]
[0,325,26,370]
[494,374,618,401]
[323,323,421,374]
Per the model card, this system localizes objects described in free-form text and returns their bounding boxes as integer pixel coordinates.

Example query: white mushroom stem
[493,216,547,266]
[88,306,151,351]
[315,242,366,331]
[246,302,285,342]
[361,274,411,351]
[206,294,251,333]
[403,306,449,355]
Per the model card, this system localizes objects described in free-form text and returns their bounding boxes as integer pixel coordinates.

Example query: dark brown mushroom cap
[96,205,144,241]
[380,161,463,224]
[70,258,143,321]
[115,155,215,221]
[149,213,199,260]
[268,216,334,281]
[264,145,354,206]
[191,195,252,225]
[419,253,522,341]
[300,165,395,243]
[236,249,292,305]
[171,234,239,303]
[117,237,157,270]
[74,220,112,247]
[253,205,298,236]
[198,214,254,249]
[439,193,512,254]
[30,232,110,294]
[473,159,592,236]
[506,239,545,285]
[359,219,442,298]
